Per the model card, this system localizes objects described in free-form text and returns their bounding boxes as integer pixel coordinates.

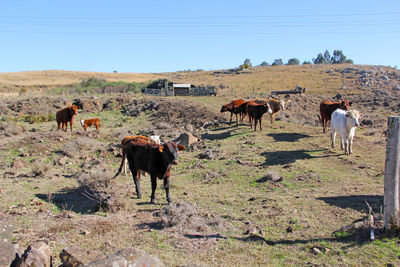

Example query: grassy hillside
[1,64,397,97]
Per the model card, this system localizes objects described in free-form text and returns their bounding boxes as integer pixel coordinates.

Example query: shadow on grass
[184,233,227,239]
[36,187,98,214]
[260,149,334,166]
[267,133,311,142]
[201,129,238,141]
[234,234,365,248]
[317,195,383,213]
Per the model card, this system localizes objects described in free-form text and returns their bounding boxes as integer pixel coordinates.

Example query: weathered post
[384,116,400,229]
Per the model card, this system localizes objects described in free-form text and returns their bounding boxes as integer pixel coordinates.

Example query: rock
[259,171,282,182]
[174,132,199,148]
[58,156,69,165]
[0,217,16,267]
[311,247,321,255]
[15,241,51,267]
[60,245,102,267]
[85,248,165,267]
[198,149,217,160]
[11,159,25,169]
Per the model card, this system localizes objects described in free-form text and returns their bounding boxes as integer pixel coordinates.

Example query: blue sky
[1,1,399,73]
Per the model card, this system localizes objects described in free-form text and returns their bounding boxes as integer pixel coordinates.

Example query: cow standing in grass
[113,141,185,204]
[80,118,100,132]
[56,105,78,132]
[120,135,160,176]
[246,102,273,131]
[220,99,245,124]
[320,99,352,133]
[253,99,285,124]
[330,109,361,155]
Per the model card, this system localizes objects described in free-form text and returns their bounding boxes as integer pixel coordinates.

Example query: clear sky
[1,0,399,73]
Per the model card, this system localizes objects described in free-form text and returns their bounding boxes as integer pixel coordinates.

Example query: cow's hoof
[150,199,155,204]
[167,199,172,204]
[137,194,142,199]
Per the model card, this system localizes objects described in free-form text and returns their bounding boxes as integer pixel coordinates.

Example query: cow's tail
[112,148,125,179]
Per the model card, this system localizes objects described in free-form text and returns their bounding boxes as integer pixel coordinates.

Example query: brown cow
[56,105,78,132]
[80,118,100,132]
[246,102,273,131]
[220,99,245,124]
[121,135,158,176]
[253,99,285,124]
[113,141,185,203]
[320,99,352,133]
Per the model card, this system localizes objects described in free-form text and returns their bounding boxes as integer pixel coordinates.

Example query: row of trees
[242,50,353,68]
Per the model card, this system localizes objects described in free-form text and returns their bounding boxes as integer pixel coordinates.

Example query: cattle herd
[54,96,360,203]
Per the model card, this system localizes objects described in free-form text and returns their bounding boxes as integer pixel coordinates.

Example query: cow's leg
[164,176,171,203]
[57,122,61,131]
[150,175,157,204]
[349,136,354,154]
[259,117,262,131]
[70,121,73,132]
[270,113,273,124]
[254,119,258,131]
[62,122,66,131]
[123,158,127,176]
[323,119,327,133]
[128,163,141,198]
[340,137,344,150]
[229,112,233,124]
[331,130,336,148]
[344,140,349,155]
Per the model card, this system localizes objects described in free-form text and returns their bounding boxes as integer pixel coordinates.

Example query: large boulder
[0,217,16,267]
[174,132,198,148]
[60,245,103,267]
[15,241,51,267]
[85,248,164,267]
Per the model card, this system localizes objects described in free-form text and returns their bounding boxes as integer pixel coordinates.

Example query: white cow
[330,109,361,155]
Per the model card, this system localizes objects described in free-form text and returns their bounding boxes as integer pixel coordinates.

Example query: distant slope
[0,65,398,98]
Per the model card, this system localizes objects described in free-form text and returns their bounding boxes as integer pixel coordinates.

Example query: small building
[173,84,191,96]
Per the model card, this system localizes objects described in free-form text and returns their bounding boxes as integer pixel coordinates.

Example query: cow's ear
[178,145,185,151]
[345,112,350,118]
[159,145,164,153]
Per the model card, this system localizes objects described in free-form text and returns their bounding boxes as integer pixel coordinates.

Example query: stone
[85,248,165,267]
[174,132,198,148]
[15,241,52,267]
[0,217,16,267]
[60,245,102,267]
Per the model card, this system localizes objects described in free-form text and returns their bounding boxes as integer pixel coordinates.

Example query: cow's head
[345,110,361,127]
[80,120,84,127]
[220,104,228,113]
[264,103,273,114]
[150,135,161,144]
[158,142,185,165]
[339,100,352,110]
[69,105,78,116]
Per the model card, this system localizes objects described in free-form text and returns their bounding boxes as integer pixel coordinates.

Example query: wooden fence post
[384,116,400,229]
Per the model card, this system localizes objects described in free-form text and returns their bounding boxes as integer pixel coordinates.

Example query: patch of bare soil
[151,201,233,251]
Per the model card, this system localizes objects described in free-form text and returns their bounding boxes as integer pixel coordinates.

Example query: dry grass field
[0,65,400,266]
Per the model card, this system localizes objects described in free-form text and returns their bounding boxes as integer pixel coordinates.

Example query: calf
[56,105,78,132]
[330,109,361,155]
[121,135,159,176]
[320,99,352,133]
[80,118,100,132]
[220,98,245,124]
[113,141,185,203]
[254,99,285,124]
[246,102,273,131]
